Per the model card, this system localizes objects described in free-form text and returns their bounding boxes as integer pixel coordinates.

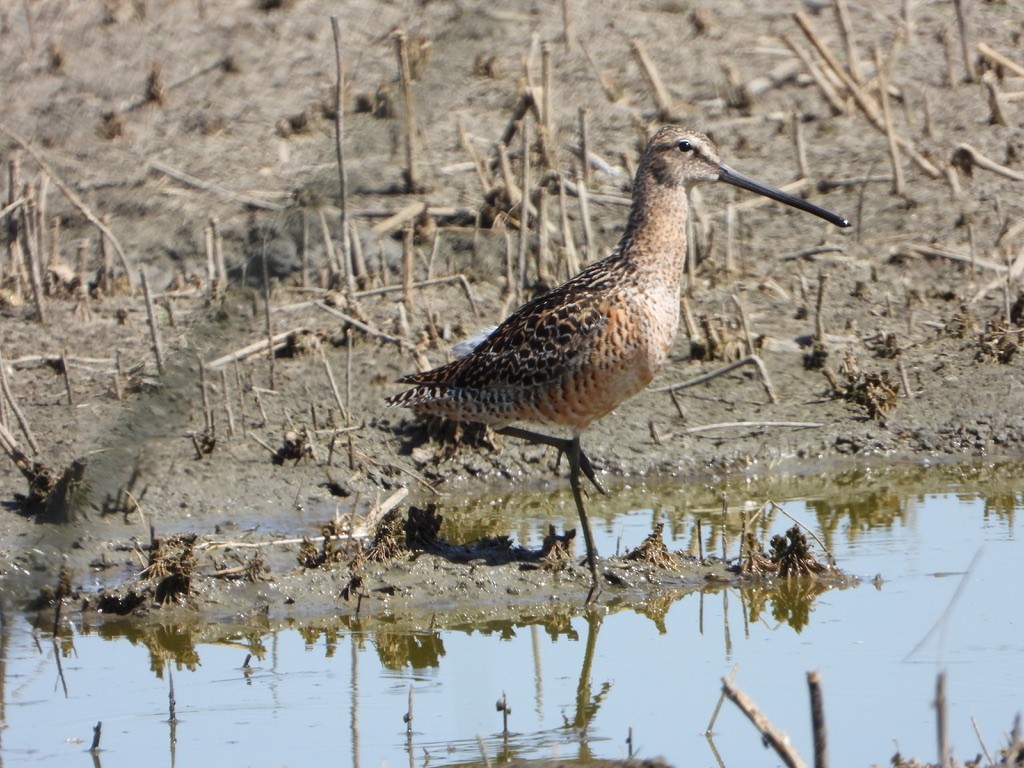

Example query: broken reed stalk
[731,293,756,357]
[60,346,72,406]
[0,345,41,454]
[18,194,48,323]
[953,143,1024,182]
[344,328,354,469]
[300,210,309,289]
[352,274,479,314]
[405,684,414,734]
[402,225,414,314]
[831,0,863,84]
[541,43,555,169]
[807,671,829,768]
[206,328,311,369]
[536,184,551,286]
[579,40,620,103]
[318,209,340,276]
[578,107,591,187]
[575,166,595,264]
[140,270,166,375]
[167,665,177,724]
[204,219,216,298]
[211,217,226,295]
[329,16,354,293]
[656,354,777,404]
[321,351,349,423]
[394,30,420,193]
[0,121,133,283]
[234,360,247,436]
[792,12,940,179]
[873,48,905,196]
[631,38,674,120]
[199,357,212,433]
[953,0,976,82]
[219,368,235,437]
[349,219,368,289]
[148,160,280,212]
[721,677,809,768]
[556,178,580,279]
[517,118,531,297]
[983,73,1009,127]
[315,302,405,347]
[782,36,846,116]
[724,204,737,273]
[814,271,828,341]
[792,113,808,179]
[936,671,949,768]
[976,42,1024,78]
[89,721,102,753]
[682,420,822,435]
[260,243,275,389]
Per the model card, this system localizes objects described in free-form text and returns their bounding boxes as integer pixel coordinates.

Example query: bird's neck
[618,179,690,285]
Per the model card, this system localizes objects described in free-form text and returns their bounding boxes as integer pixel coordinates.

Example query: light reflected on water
[1,462,1022,767]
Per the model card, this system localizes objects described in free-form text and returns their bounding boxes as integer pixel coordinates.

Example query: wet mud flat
[2,0,1024,764]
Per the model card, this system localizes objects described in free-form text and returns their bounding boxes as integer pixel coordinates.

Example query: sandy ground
[1,0,1023,631]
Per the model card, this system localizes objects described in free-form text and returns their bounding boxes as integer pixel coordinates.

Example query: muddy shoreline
[1,0,1023,627]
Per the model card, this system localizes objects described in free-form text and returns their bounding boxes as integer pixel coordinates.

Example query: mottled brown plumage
[388,125,848,593]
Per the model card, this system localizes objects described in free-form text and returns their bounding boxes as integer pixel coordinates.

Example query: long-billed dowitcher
[389,125,849,590]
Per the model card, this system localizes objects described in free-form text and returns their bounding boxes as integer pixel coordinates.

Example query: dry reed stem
[536,184,551,285]
[401,226,414,314]
[18,195,47,323]
[807,671,829,768]
[793,12,940,178]
[578,107,591,186]
[0,345,41,454]
[631,38,675,120]
[782,36,846,115]
[983,72,1010,127]
[394,30,421,192]
[147,159,281,212]
[517,118,531,297]
[579,40,620,102]
[541,44,555,169]
[953,143,1024,182]
[314,302,406,348]
[574,168,595,264]
[206,329,309,370]
[371,200,426,236]
[721,677,809,768]
[953,0,976,82]
[140,271,165,375]
[329,16,353,291]
[457,117,491,194]
[873,48,905,195]
[0,122,134,283]
[831,0,863,83]
[556,179,580,279]
[976,42,1024,78]
[657,354,777,404]
[791,113,808,178]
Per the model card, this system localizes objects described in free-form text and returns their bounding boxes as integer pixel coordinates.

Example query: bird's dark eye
[677,139,693,152]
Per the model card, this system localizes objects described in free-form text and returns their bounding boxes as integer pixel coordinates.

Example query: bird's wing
[399,282,609,391]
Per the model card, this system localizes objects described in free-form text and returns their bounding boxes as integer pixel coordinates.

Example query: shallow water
[1,462,1022,767]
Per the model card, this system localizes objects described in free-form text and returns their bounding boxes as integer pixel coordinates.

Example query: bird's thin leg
[566,434,601,594]
[495,425,602,594]
[495,425,608,496]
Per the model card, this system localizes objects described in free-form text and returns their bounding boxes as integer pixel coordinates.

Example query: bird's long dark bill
[718,164,850,228]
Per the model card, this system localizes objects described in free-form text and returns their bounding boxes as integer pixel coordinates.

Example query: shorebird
[388,125,849,591]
